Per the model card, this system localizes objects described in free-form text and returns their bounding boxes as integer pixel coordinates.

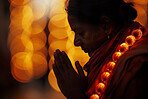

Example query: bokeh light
[48,69,61,92]
[8,0,48,83]
[8,0,147,94]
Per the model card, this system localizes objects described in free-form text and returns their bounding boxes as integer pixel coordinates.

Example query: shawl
[84,21,148,98]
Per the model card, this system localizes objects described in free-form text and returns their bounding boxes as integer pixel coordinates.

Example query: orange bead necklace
[90,28,143,99]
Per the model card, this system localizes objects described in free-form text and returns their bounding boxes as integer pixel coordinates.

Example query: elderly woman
[53,0,148,99]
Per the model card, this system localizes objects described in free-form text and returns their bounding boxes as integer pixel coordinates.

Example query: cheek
[83,33,97,47]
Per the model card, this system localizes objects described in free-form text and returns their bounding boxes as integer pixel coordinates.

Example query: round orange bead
[96,82,106,94]
[90,94,100,99]
[125,35,136,46]
[118,43,129,53]
[101,72,110,82]
[131,29,142,40]
[106,61,116,72]
[112,52,122,62]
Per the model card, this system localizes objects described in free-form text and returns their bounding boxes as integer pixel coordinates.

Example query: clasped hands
[53,49,87,99]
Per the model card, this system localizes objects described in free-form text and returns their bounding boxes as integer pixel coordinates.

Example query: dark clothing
[84,22,148,99]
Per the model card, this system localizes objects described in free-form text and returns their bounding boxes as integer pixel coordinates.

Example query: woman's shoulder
[126,54,148,72]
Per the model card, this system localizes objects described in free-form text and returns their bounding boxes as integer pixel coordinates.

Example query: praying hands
[53,49,87,99]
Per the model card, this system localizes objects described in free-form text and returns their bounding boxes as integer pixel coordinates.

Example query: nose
[74,34,82,46]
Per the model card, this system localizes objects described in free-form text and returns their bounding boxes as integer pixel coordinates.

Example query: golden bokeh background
[2,0,147,99]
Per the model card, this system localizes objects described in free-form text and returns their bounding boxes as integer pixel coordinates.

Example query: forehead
[68,15,96,29]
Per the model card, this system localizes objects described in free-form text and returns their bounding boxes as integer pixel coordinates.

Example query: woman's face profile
[68,15,107,56]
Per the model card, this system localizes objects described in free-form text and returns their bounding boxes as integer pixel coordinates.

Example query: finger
[75,61,85,78]
[56,49,68,70]
[61,51,73,70]
[54,49,64,72]
[52,64,62,80]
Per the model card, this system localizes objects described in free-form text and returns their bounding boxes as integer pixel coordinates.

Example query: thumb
[75,61,85,78]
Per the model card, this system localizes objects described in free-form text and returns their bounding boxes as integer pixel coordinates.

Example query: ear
[99,16,113,35]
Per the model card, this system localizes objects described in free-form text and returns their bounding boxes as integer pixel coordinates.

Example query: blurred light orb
[48,69,61,92]
[125,35,136,46]
[9,0,30,6]
[11,52,33,83]
[112,52,122,62]
[131,29,143,40]
[118,43,129,53]
[68,47,90,68]
[22,5,33,31]
[101,72,111,83]
[96,82,106,94]
[31,53,48,79]
[49,55,54,70]
[49,28,72,39]
[106,61,116,73]
[30,0,47,20]
[90,94,100,99]
[29,17,48,34]
[30,31,47,50]
[50,12,69,28]
[11,65,33,83]
[9,35,28,55]
[48,39,68,55]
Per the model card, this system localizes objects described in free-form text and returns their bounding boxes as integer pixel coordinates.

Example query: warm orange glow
[29,31,47,50]
[90,94,100,99]
[49,12,69,28]
[68,47,90,69]
[134,0,148,4]
[7,28,23,46]
[9,0,48,83]
[31,53,48,79]
[49,55,54,70]
[9,35,27,55]
[101,72,111,83]
[30,17,48,34]
[37,46,48,58]
[112,52,122,62]
[22,5,33,31]
[49,28,72,39]
[134,4,147,26]
[20,34,34,51]
[30,0,47,20]
[117,43,129,53]
[9,0,30,6]
[48,39,68,55]
[125,35,136,46]
[106,61,116,73]
[10,6,24,29]
[48,0,65,18]
[11,52,33,70]
[96,82,106,94]
[124,0,148,4]
[131,29,143,40]
[48,69,61,92]
[11,65,33,83]
[11,52,33,83]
